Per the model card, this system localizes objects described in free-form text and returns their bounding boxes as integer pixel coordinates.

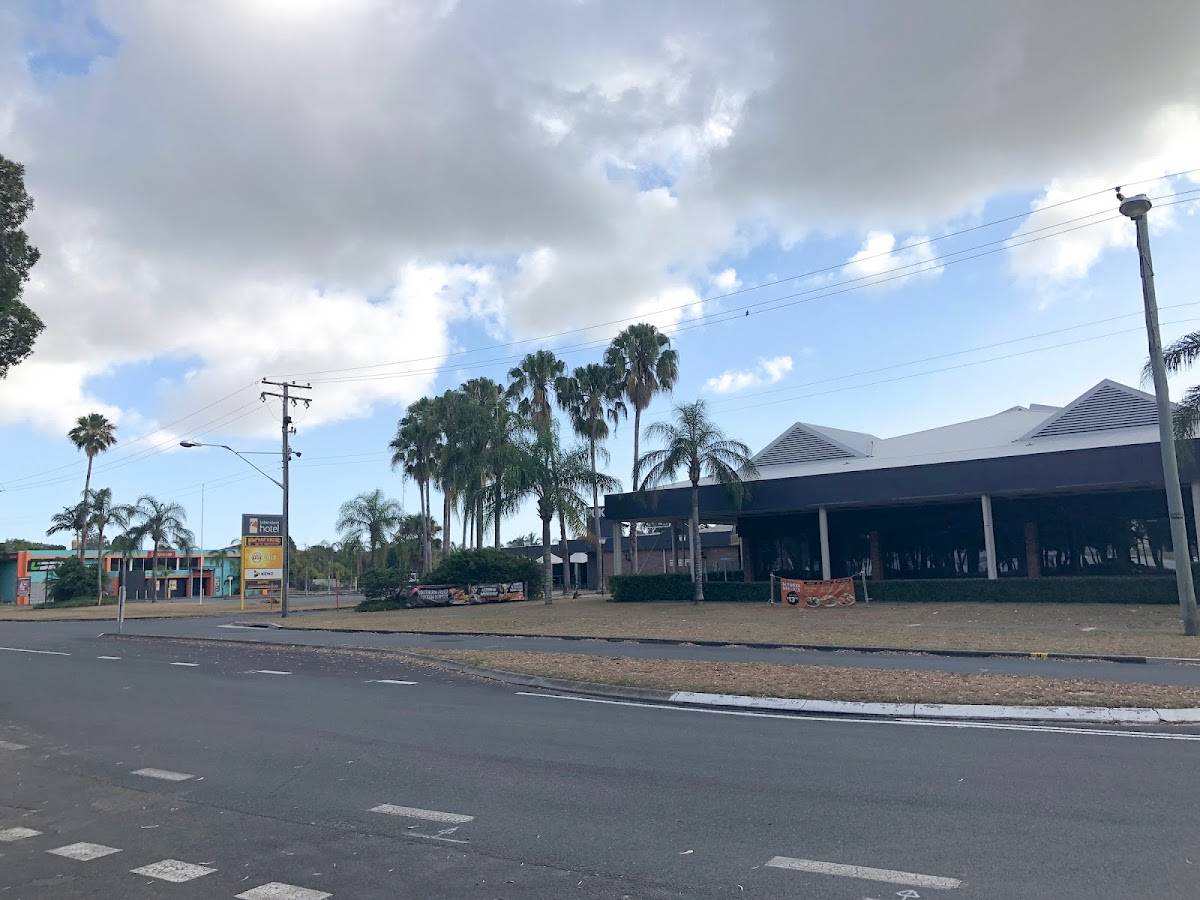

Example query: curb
[254,621,1159,665]
[105,632,1200,725]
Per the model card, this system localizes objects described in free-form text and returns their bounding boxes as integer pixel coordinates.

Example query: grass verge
[429,649,1200,708]
[0,596,344,621]
[289,596,1200,659]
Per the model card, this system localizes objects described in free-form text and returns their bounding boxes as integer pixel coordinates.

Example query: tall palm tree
[335,489,403,569]
[556,363,627,592]
[507,350,564,432]
[67,413,118,560]
[638,401,758,602]
[108,532,140,601]
[502,427,620,602]
[604,324,679,571]
[88,488,134,605]
[126,496,194,602]
[47,500,90,545]
[391,397,441,574]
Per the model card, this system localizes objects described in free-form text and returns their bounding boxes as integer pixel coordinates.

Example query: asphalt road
[1,621,1199,898]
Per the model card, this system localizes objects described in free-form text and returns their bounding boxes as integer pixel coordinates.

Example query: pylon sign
[241,513,283,601]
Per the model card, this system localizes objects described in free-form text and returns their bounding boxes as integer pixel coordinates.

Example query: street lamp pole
[1118,191,1200,636]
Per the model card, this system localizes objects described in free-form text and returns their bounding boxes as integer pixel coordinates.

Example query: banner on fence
[778,576,856,608]
[408,582,527,607]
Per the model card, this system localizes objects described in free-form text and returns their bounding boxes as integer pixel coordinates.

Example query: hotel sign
[240,513,283,598]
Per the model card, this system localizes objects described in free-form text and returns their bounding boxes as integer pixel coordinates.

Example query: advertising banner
[406,582,527,608]
[240,513,284,601]
[27,559,63,572]
[778,576,856,608]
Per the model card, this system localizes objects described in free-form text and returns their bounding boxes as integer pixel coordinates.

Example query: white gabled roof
[737,379,1166,484]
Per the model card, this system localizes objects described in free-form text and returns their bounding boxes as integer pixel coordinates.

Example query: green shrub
[48,558,96,604]
[48,595,116,608]
[855,576,1179,604]
[610,574,770,602]
[359,568,408,600]
[428,549,542,599]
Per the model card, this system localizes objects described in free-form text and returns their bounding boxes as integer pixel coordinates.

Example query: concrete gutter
[252,620,1159,664]
[106,632,1200,724]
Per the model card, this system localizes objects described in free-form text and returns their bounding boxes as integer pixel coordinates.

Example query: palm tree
[108,532,140,601]
[637,401,758,602]
[67,413,118,560]
[391,396,441,574]
[126,496,195,602]
[88,488,134,605]
[503,427,620,602]
[604,324,679,571]
[507,350,564,432]
[556,363,627,592]
[47,501,91,550]
[336,489,403,569]
[1149,334,1200,438]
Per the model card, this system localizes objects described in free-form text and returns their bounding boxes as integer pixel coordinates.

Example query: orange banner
[778,576,856,608]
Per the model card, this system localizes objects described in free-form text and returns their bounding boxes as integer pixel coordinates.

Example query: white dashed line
[130,859,217,883]
[369,804,474,824]
[766,856,962,890]
[97,655,122,660]
[48,842,123,861]
[0,740,28,751]
[169,661,199,667]
[236,883,332,900]
[365,679,418,685]
[133,767,195,782]
[0,646,69,656]
[0,827,42,842]
[247,670,292,676]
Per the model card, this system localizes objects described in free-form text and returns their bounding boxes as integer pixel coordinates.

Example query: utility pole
[261,379,312,619]
[1118,191,1199,636]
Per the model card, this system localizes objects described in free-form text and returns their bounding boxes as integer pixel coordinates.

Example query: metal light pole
[1119,192,1200,636]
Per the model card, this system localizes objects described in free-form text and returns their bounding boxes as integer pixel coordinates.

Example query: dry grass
[431,649,1200,708]
[290,595,1200,658]
[0,596,342,621]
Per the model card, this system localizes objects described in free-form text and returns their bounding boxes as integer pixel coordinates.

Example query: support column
[611,521,623,576]
[868,530,883,581]
[981,494,998,580]
[818,507,832,581]
[1191,482,1200,563]
[1024,521,1041,578]
[741,534,753,581]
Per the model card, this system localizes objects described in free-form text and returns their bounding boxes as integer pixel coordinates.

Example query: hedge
[610,574,770,602]
[356,549,543,611]
[611,572,1193,604]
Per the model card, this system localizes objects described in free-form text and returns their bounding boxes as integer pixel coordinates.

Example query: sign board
[241,514,282,537]
[407,582,526,607]
[243,542,283,570]
[16,576,31,595]
[778,576,856,608]
[27,558,64,572]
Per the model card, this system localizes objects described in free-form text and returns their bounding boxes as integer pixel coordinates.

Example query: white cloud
[705,354,793,394]
[844,231,943,287]
[712,267,740,291]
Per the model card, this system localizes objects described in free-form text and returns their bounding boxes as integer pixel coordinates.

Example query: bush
[359,568,408,600]
[855,575,1180,604]
[610,574,770,602]
[48,595,116,608]
[428,549,542,599]
[48,558,96,604]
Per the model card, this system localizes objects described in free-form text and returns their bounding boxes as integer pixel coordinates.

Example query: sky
[2,0,1200,550]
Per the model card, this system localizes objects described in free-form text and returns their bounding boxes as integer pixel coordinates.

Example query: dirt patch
[288,596,1200,659]
[429,648,1200,708]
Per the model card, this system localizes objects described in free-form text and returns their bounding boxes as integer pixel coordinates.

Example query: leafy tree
[557,362,626,592]
[126,496,194,602]
[0,539,66,552]
[88,488,133,605]
[0,154,43,379]
[638,400,757,602]
[48,557,95,604]
[67,413,118,559]
[605,323,679,570]
[391,396,441,573]
[336,489,403,568]
[506,532,538,547]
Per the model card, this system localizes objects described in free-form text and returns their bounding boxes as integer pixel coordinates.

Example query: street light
[179,440,296,617]
[1118,191,1200,636]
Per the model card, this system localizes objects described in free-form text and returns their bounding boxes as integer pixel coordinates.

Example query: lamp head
[179,440,200,448]
[1118,193,1152,219]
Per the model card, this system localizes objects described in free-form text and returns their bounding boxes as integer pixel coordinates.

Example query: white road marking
[0,646,69,656]
[0,740,28,751]
[130,859,217,882]
[218,623,257,629]
[48,842,123,861]
[365,679,418,685]
[515,692,1200,741]
[369,804,474,824]
[133,767,195,782]
[97,655,122,660]
[169,661,199,667]
[766,856,962,890]
[236,883,332,900]
[0,827,42,842]
[247,669,292,676]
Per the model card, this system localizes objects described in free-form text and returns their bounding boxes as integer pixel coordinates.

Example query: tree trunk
[425,481,434,570]
[671,523,679,570]
[443,491,451,558]
[558,511,572,595]
[96,529,105,606]
[79,453,95,560]
[541,515,554,604]
[590,435,603,594]
[461,503,468,550]
[476,490,484,548]
[152,542,159,602]
[691,483,703,603]
[630,407,641,571]
[493,471,502,548]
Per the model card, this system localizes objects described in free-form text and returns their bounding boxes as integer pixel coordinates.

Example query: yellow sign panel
[244,542,283,570]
